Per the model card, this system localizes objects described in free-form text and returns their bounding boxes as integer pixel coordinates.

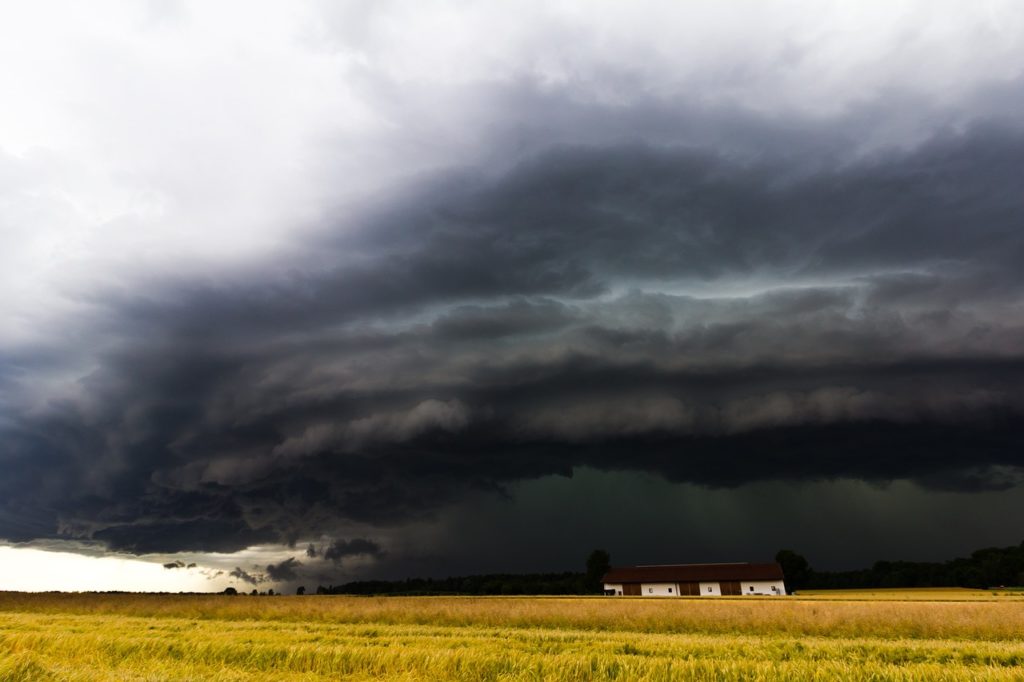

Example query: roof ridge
[602,562,784,583]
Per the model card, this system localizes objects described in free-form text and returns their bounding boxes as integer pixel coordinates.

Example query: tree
[296,586,306,595]
[586,549,611,593]
[222,587,238,596]
[775,550,811,592]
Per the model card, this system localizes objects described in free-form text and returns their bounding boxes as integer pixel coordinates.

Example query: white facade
[641,582,676,596]
[740,580,786,596]
[699,581,721,596]
[603,579,786,597]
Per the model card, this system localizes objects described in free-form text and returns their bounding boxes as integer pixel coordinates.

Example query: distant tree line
[221,586,279,596]
[776,541,1024,591]
[313,550,612,596]
[314,572,588,596]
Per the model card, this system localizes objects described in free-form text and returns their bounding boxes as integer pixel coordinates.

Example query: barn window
[648,588,653,593]
[749,586,754,592]
[668,587,672,593]
[707,586,711,593]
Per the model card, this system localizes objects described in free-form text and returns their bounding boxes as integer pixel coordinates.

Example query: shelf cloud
[2,0,1023,574]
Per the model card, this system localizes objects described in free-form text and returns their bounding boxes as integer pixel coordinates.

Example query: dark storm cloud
[323,538,384,564]
[162,560,195,570]
[2,121,1024,555]
[265,557,301,582]
[228,567,262,585]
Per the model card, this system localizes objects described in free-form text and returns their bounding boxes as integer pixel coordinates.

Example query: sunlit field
[796,587,1024,600]
[3,591,1024,680]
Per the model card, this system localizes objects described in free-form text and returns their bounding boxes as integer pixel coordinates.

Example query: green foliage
[317,571,589,596]
[586,549,612,593]
[775,550,811,591]
[785,541,1024,590]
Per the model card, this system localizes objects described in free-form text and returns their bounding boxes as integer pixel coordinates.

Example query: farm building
[602,562,786,596]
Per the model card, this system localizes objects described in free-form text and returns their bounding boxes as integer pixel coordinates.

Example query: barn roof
[602,562,784,584]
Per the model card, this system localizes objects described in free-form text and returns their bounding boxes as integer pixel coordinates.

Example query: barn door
[720,581,742,596]
[678,582,700,596]
[623,583,641,596]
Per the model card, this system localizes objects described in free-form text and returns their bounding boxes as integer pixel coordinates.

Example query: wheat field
[2,592,1023,680]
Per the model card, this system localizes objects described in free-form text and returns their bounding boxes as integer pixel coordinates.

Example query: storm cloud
[4,128,1024,556]
[228,567,263,586]
[162,560,196,570]
[2,1,1024,573]
[265,557,302,582]
[323,539,385,564]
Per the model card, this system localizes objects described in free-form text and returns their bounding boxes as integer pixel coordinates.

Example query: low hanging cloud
[162,560,196,570]
[323,539,385,564]
[265,557,301,582]
[228,567,264,586]
[274,400,470,458]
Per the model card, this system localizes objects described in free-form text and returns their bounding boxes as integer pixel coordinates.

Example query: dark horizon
[8,535,1024,596]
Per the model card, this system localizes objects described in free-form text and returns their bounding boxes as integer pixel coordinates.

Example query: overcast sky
[3,0,1024,592]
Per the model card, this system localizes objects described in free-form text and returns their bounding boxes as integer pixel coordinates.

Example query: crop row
[2,593,1024,640]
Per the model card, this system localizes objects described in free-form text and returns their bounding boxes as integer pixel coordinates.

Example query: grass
[2,592,1023,680]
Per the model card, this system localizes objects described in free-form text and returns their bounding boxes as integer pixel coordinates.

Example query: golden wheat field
[2,591,1024,681]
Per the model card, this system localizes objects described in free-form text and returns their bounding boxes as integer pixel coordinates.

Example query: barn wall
[740,580,787,595]
[605,578,787,596]
[699,581,722,596]
[640,582,677,596]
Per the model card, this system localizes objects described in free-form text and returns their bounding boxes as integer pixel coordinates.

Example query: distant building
[602,562,786,596]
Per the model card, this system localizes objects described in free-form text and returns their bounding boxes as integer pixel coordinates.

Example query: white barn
[602,562,786,597]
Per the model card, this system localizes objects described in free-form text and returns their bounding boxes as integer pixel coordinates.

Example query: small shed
[602,562,786,596]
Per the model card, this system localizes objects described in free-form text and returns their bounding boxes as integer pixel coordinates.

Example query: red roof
[602,562,784,584]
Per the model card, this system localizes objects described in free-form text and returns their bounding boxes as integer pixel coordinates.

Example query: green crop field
[2,591,1024,680]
